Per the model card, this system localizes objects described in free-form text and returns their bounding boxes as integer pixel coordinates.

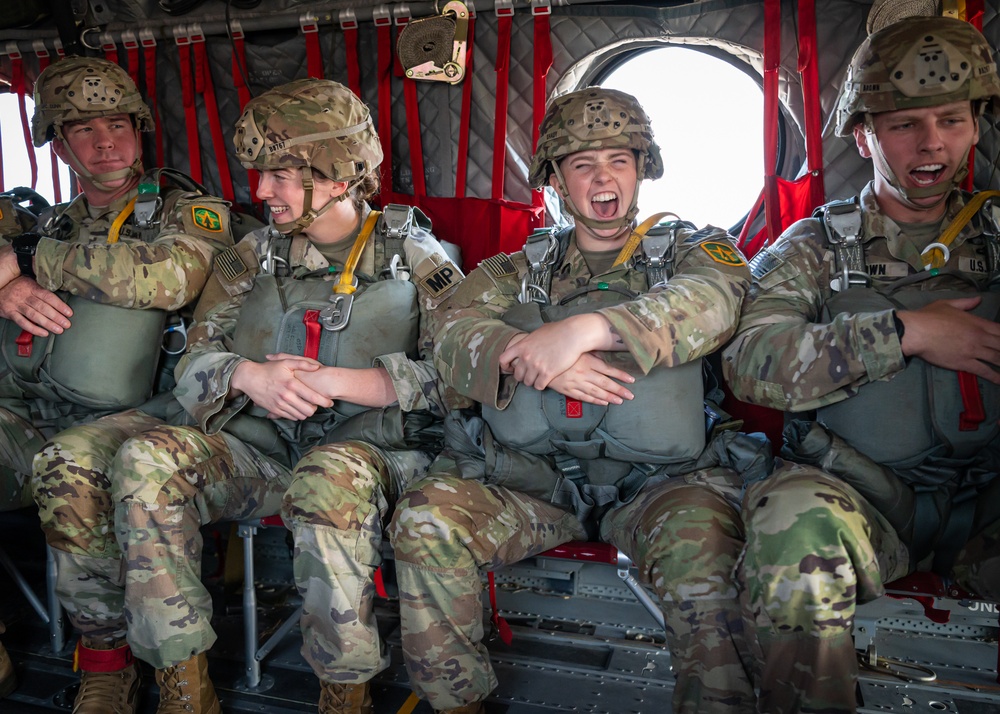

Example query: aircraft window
[0,93,73,204]
[601,47,764,232]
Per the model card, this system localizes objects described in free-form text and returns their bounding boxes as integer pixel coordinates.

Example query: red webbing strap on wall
[230,20,261,212]
[531,2,552,224]
[0,113,4,192]
[191,26,235,202]
[141,30,165,170]
[762,0,781,244]
[100,32,120,66]
[398,9,426,197]
[302,310,322,360]
[455,13,476,198]
[797,0,825,210]
[301,14,323,79]
[491,9,514,201]
[8,45,38,190]
[341,11,362,99]
[376,15,395,201]
[122,31,143,91]
[962,0,985,191]
[34,42,61,203]
[175,28,203,184]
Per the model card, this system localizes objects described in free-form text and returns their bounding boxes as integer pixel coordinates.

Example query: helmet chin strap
[56,125,144,194]
[271,167,358,235]
[863,116,963,211]
[550,154,646,235]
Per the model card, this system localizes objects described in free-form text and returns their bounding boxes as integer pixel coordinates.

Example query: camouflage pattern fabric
[31,410,163,643]
[835,16,1000,136]
[391,466,755,713]
[434,225,749,407]
[395,225,754,711]
[0,184,232,649]
[282,440,431,683]
[739,461,908,714]
[125,213,447,676]
[724,185,1000,713]
[175,214,448,436]
[723,184,988,412]
[112,424,290,668]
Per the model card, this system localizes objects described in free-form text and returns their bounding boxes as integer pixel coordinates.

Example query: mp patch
[480,253,517,278]
[700,241,745,266]
[419,261,462,298]
[215,246,248,283]
[192,206,224,232]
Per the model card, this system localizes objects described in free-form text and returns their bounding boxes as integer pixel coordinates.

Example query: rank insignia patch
[700,242,745,266]
[192,206,224,232]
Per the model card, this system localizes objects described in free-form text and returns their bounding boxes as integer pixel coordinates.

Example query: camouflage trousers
[740,459,1000,714]
[390,467,755,713]
[0,405,50,511]
[32,410,164,643]
[112,424,291,668]
[281,441,431,684]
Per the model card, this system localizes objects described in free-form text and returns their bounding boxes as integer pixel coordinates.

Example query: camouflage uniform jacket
[723,182,997,413]
[434,224,749,409]
[175,206,449,440]
[6,186,232,311]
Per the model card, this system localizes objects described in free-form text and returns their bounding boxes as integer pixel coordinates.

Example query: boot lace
[156,663,194,713]
[73,667,136,714]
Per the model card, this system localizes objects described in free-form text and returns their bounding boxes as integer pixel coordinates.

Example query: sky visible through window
[0,93,72,203]
[2,47,765,228]
[602,46,764,231]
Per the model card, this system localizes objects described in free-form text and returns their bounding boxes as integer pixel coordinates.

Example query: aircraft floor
[2,511,998,714]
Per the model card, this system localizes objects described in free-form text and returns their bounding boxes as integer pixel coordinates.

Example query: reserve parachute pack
[0,170,245,411]
[223,205,428,465]
[480,223,706,519]
[795,197,1000,570]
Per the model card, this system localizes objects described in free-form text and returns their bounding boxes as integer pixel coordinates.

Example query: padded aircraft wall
[1,0,998,237]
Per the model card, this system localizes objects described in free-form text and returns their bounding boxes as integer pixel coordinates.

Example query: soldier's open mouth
[592,192,619,218]
[911,164,945,185]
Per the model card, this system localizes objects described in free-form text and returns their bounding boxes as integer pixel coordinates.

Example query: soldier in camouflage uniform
[390,87,765,714]
[109,79,459,714]
[723,16,1000,714]
[0,57,233,712]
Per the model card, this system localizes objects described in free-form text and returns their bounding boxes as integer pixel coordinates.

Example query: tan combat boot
[73,637,141,714]
[0,639,16,698]
[318,680,373,714]
[155,652,221,714]
[436,703,485,714]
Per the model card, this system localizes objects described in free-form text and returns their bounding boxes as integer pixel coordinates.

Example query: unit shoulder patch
[480,253,517,278]
[192,205,224,232]
[700,241,746,266]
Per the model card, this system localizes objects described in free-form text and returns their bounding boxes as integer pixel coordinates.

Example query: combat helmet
[234,78,382,235]
[32,56,153,189]
[835,16,1000,206]
[528,87,663,232]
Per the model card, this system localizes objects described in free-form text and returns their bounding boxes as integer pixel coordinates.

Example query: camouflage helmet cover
[835,16,1000,136]
[527,87,664,188]
[31,56,153,147]
[233,78,382,181]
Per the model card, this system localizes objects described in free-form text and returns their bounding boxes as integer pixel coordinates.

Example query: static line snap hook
[921,241,950,270]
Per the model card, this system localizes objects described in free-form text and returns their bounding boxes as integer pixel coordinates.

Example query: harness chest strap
[301,210,382,355]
